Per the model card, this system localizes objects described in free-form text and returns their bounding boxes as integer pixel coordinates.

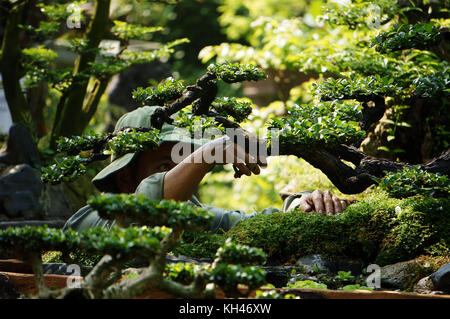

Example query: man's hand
[287,190,348,215]
[203,135,267,177]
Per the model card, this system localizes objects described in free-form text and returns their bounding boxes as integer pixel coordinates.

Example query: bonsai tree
[0,197,269,299]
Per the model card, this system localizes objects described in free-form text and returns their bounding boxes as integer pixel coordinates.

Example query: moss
[402,255,450,291]
[376,196,450,265]
[176,231,226,259]
[42,251,63,263]
[177,193,450,265]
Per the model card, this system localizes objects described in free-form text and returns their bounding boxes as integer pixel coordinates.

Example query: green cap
[92,106,207,193]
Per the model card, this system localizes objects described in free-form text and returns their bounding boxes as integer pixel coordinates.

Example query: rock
[0,164,43,219]
[429,263,450,292]
[296,254,330,273]
[379,260,417,289]
[166,253,211,265]
[414,276,435,294]
[42,263,93,276]
[259,266,302,288]
[295,254,364,275]
[0,124,41,167]
[0,273,20,299]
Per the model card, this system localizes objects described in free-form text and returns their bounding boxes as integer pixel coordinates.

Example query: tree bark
[0,2,31,132]
[50,0,111,149]
[279,143,450,194]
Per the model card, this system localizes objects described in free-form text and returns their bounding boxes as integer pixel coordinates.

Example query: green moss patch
[178,193,450,266]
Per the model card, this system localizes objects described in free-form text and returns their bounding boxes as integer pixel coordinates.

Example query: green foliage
[166,238,269,298]
[200,17,316,71]
[21,46,59,88]
[211,97,253,123]
[1,0,189,146]
[106,128,162,158]
[286,280,328,290]
[132,77,185,106]
[119,38,190,64]
[41,128,161,184]
[174,109,225,137]
[412,67,450,98]
[164,262,207,285]
[41,156,89,185]
[217,0,310,42]
[319,0,398,29]
[56,132,105,155]
[37,1,84,21]
[111,20,164,41]
[209,264,267,297]
[268,102,365,148]
[87,194,215,231]
[312,74,401,101]
[376,166,450,198]
[207,63,267,83]
[372,22,442,53]
[0,225,167,261]
[341,284,373,291]
[214,238,266,265]
[334,270,355,282]
[76,226,167,260]
[0,226,75,256]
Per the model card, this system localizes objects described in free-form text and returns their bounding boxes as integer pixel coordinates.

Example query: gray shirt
[63,171,310,233]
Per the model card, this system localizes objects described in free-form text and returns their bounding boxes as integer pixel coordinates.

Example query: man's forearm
[163,146,214,201]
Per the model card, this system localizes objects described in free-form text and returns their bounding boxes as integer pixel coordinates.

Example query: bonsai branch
[279,143,450,194]
[150,73,218,129]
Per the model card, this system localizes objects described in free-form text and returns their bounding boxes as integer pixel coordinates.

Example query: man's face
[134,142,178,182]
[115,142,195,193]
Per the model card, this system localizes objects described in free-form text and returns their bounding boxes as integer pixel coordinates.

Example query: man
[63,106,349,234]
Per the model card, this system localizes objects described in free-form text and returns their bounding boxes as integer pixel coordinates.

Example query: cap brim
[92,152,137,193]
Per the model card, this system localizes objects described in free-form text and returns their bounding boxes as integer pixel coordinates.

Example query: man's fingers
[323,190,334,215]
[244,162,260,175]
[300,197,313,212]
[312,190,325,214]
[332,196,343,213]
[235,144,261,175]
[244,153,261,175]
[234,162,252,176]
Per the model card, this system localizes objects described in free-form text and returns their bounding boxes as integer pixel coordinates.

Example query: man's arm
[163,146,214,201]
[164,136,264,201]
